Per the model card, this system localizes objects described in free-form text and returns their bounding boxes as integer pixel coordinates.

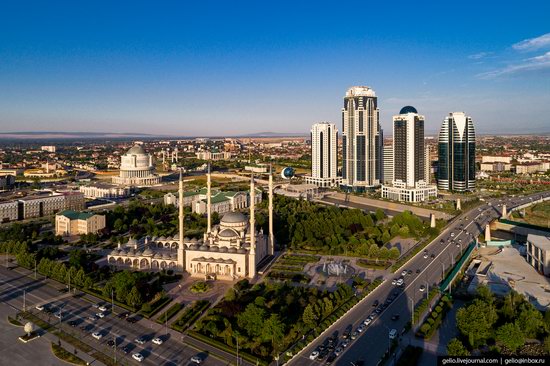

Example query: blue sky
[1,1,549,136]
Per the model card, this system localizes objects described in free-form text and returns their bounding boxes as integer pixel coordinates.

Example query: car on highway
[92,332,102,340]
[389,329,397,339]
[309,350,319,360]
[419,285,426,292]
[391,314,400,321]
[132,353,144,362]
[35,304,45,311]
[152,337,163,345]
[98,305,108,312]
[135,336,146,345]
[96,312,105,318]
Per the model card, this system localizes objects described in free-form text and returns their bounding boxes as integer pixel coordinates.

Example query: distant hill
[237,131,307,138]
[0,131,154,140]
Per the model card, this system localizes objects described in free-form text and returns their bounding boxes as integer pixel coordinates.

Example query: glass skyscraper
[437,112,476,192]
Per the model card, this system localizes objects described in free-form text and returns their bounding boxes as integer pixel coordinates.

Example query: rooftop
[528,233,550,251]
[57,210,96,220]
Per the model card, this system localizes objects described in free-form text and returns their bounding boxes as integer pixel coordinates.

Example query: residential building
[60,191,86,211]
[526,234,550,276]
[341,86,382,191]
[382,145,393,184]
[0,201,18,222]
[381,106,437,202]
[41,146,56,153]
[0,175,15,191]
[305,122,341,187]
[17,193,65,219]
[55,210,106,236]
[437,112,476,192]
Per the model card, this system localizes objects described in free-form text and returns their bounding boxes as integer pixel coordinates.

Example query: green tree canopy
[496,322,525,353]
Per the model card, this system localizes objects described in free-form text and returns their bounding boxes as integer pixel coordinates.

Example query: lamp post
[111,289,115,315]
[34,258,37,279]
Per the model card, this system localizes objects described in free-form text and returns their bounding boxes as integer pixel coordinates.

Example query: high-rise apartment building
[305,122,340,187]
[381,106,437,202]
[437,112,476,192]
[341,86,382,191]
[383,145,393,184]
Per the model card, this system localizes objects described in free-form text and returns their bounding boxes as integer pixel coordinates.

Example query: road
[0,265,247,366]
[289,191,550,366]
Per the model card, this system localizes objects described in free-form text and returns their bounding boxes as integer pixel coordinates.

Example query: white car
[401,270,407,277]
[363,318,372,326]
[152,337,163,345]
[389,329,397,339]
[54,312,62,319]
[391,279,397,286]
[309,350,319,360]
[92,332,102,340]
[423,253,428,259]
[190,355,203,364]
[98,305,108,312]
[35,304,44,311]
[96,312,105,318]
[357,324,365,333]
[396,279,404,286]
[419,285,426,292]
[450,232,455,237]
[132,353,144,362]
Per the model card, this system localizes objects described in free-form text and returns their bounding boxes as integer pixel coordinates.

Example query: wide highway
[289,191,550,366]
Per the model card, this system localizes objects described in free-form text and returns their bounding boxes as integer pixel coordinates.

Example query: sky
[1,1,549,136]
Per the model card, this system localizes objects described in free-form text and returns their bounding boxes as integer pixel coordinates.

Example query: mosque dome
[142,248,154,256]
[221,212,246,224]
[219,229,238,238]
[399,106,418,114]
[237,248,247,254]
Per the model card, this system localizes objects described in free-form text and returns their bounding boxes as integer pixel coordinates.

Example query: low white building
[381,180,438,203]
[80,183,131,199]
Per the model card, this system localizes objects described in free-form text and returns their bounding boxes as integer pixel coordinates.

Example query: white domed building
[112,144,161,186]
[107,169,275,280]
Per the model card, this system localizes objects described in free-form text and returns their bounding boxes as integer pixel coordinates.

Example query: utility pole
[23,288,26,312]
[111,289,115,315]
[34,258,37,279]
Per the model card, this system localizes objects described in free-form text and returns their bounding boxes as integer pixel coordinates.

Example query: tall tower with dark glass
[341,86,382,191]
[437,112,476,192]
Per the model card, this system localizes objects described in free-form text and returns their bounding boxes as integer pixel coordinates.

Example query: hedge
[141,296,171,319]
[188,330,269,366]
[171,300,210,332]
[155,302,183,325]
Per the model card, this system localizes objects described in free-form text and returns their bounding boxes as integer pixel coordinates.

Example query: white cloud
[477,51,550,79]
[468,52,493,60]
[512,33,550,51]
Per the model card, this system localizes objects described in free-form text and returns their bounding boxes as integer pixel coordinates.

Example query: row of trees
[37,257,94,289]
[448,286,550,355]
[101,270,160,309]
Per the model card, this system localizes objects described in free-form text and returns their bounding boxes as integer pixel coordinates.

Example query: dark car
[416,269,421,274]
[117,312,129,319]
[326,353,336,364]
[385,298,392,305]
[430,254,435,259]
[317,349,329,361]
[126,317,138,323]
[342,325,352,339]
[391,314,400,321]
[107,340,115,347]
[372,300,379,307]
[122,345,131,354]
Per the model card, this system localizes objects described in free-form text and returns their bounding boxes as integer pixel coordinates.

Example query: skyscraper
[341,86,382,191]
[381,106,437,202]
[437,112,476,192]
[305,122,340,187]
[383,145,394,184]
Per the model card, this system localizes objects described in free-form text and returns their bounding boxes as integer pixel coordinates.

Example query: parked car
[135,337,146,345]
[391,314,400,321]
[98,305,108,312]
[419,285,426,292]
[190,355,203,364]
[35,304,44,311]
[309,350,319,360]
[341,339,350,348]
[401,270,407,276]
[92,332,102,340]
[152,337,163,345]
[389,329,397,339]
[372,300,379,307]
[96,312,105,319]
[132,353,144,362]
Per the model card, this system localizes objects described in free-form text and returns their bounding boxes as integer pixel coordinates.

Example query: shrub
[420,323,431,334]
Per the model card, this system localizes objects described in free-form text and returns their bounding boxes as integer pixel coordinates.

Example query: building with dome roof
[107,168,274,280]
[112,144,161,186]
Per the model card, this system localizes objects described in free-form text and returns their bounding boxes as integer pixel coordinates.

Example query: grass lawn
[51,343,87,366]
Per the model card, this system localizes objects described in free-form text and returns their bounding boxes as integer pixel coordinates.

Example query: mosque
[112,144,161,186]
[107,169,274,279]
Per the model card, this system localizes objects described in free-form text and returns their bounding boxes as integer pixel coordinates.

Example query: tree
[302,304,318,329]
[24,322,35,337]
[476,285,495,305]
[447,338,470,356]
[262,314,285,352]
[456,299,497,347]
[126,286,143,309]
[237,304,266,338]
[517,303,544,338]
[496,322,525,353]
[388,247,400,260]
[544,336,550,354]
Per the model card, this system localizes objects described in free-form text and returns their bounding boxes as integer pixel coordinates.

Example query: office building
[381,106,437,202]
[526,234,550,276]
[341,86,382,191]
[55,210,106,236]
[305,122,341,187]
[437,112,476,192]
[112,144,161,186]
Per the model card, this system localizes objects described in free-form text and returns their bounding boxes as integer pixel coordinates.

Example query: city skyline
[1,1,549,136]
